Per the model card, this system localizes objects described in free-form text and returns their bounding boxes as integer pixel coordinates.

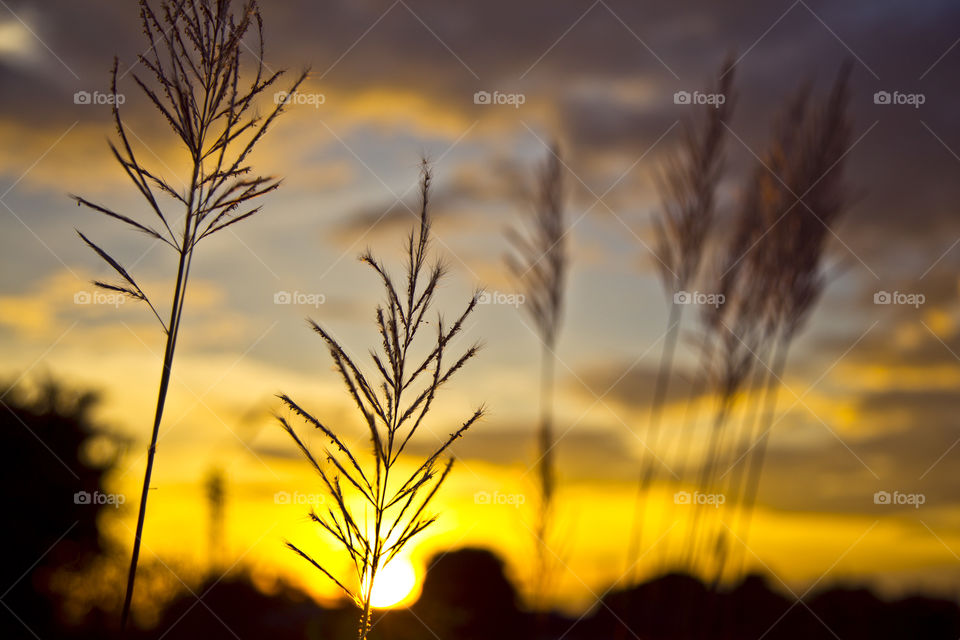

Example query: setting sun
[368,560,418,609]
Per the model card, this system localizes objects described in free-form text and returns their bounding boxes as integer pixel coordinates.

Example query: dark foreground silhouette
[3,382,958,640]
[135,557,959,640]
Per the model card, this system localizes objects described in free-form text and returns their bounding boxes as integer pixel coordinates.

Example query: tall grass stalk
[506,142,568,606]
[278,164,484,640]
[676,85,796,575]
[677,68,852,585]
[656,329,715,571]
[682,292,766,573]
[706,87,814,583]
[73,0,304,628]
[729,65,853,580]
[625,59,734,581]
[685,159,785,575]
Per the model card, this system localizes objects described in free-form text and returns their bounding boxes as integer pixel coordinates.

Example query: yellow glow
[367,559,418,609]
[335,89,470,138]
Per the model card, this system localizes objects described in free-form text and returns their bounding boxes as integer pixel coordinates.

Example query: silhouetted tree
[0,379,121,638]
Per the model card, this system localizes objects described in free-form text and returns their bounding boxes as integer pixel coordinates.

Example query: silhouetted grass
[506,141,569,606]
[278,163,484,640]
[728,63,854,578]
[626,57,736,582]
[73,0,305,628]
[681,64,854,588]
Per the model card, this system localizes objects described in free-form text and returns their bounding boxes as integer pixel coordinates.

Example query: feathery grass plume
[694,87,813,572]
[667,147,787,637]
[505,141,568,607]
[279,163,484,640]
[73,0,306,628]
[674,65,854,639]
[729,63,853,577]
[670,82,804,577]
[625,57,735,581]
[675,99,800,573]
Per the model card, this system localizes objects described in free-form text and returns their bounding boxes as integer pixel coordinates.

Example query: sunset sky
[1,0,959,615]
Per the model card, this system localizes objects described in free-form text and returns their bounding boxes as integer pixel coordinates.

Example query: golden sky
[1,0,959,614]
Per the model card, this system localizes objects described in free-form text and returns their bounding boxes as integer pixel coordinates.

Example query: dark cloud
[3,0,958,265]
[759,408,960,515]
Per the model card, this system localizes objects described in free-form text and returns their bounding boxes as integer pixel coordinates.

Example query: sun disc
[369,559,418,609]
